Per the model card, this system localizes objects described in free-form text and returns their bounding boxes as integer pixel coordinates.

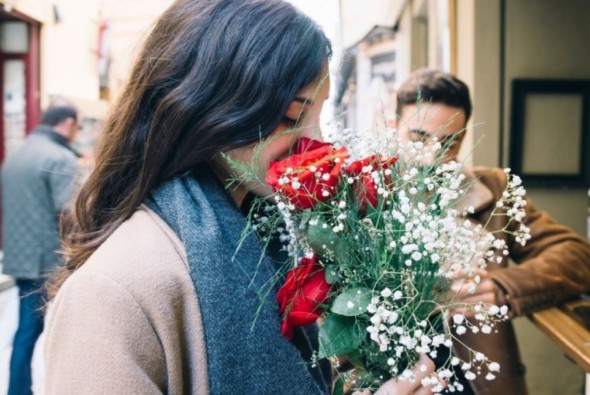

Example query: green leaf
[324,264,341,285]
[308,221,341,261]
[332,375,345,395]
[334,243,353,266]
[345,350,365,370]
[331,287,373,316]
[318,314,365,358]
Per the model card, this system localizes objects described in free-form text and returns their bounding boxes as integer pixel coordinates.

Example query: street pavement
[0,273,45,395]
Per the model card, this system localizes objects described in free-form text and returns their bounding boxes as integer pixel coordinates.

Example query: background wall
[503,0,590,238]
[99,0,171,102]
[457,0,590,237]
[42,0,101,103]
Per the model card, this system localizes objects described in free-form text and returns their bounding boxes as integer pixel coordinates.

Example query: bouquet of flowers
[244,131,530,393]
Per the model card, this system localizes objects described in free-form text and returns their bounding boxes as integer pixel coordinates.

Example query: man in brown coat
[392,68,590,395]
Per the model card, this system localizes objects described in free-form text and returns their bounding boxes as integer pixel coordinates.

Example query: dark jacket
[454,166,590,395]
[1,125,78,279]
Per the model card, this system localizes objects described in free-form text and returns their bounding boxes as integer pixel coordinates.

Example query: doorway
[0,11,40,249]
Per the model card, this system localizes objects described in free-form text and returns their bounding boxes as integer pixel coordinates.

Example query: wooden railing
[530,298,590,394]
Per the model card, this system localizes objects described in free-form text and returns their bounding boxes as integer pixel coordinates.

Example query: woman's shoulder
[87,207,187,279]
[59,206,195,313]
[45,207,208,393]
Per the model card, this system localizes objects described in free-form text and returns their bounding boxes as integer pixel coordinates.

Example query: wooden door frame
[0,12,41,164]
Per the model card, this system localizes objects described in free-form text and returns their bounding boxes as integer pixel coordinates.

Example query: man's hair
[396,68,472,121]
[41,105,78,127]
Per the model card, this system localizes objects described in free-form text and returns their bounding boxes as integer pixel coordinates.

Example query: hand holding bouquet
[247,133,530,393]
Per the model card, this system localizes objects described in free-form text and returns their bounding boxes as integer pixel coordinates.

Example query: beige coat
[45,207,209,394]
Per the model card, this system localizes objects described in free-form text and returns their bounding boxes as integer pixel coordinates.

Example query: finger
[460,290,496,305]
[376,355,434,394]
[412,354,434,378]
[472,268,490,279]
[412,354,435,382]
[448,267,489,281]
[450,280,477,297]
[452,278,496,299]
[374,376,420,395]
[415,384,436,395]
[413,356,440,395]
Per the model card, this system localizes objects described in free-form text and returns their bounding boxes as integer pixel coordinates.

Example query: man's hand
[451,275,498,306]
[352,354,437,395]
[448,269,503,318]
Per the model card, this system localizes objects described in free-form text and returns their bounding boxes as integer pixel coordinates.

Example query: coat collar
[455,165,495,214]
[33,124,82,157]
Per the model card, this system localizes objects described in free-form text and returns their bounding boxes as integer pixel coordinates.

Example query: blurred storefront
[0,0,169,183]
[333,0,404,137]
[0,0,106,249]
[0,0,109,159]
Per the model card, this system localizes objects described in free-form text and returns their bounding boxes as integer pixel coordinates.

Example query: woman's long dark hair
[49,0,331,298]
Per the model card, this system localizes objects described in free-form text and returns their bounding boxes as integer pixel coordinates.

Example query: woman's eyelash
[282,117,298,126]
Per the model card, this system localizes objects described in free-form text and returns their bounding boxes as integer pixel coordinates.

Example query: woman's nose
[296,121,323,142]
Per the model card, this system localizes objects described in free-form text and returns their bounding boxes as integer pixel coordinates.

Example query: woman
[45,1,434,394]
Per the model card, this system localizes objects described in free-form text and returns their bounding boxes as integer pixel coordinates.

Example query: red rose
[345,155,398,211]
[266,138,349,209]
[277,254,331,339]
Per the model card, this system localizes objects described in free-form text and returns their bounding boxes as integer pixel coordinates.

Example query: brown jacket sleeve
[476,167,590,316]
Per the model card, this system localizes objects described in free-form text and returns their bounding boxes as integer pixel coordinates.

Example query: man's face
[396,103,467,163]
[68,118,80,142]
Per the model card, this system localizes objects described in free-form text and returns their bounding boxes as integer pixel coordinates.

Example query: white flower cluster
[273,196,301,257]
[276,165,337,199]
[451,304,508,337]
[363,284,509,392]
[450,304,508,384]
[498,169,531,246]
[366,288,451,361]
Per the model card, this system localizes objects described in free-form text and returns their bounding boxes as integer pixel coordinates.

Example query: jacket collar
[34,124,82,157]
[455,165,495,214]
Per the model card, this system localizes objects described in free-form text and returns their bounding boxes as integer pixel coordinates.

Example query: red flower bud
[345,155,398,212]
[277,254,331,339]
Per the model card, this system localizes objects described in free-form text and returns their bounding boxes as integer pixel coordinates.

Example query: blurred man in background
[392,68,590,395]
[1,104,80,395]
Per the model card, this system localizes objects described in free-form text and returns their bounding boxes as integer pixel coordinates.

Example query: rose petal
[288,311,321,326]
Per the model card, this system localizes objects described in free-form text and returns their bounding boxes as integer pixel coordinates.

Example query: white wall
[41,0,101,104]
[0,0,51,23]
[503,0,590,237]
[454,0,502,168]
[454,0,590,237]
[99,0,173,102]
